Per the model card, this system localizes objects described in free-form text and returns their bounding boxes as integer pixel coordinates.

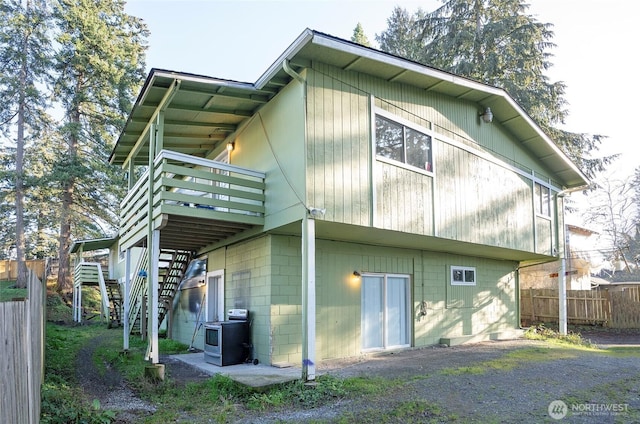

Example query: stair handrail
[127,248,149,335]
[75,262,110,320]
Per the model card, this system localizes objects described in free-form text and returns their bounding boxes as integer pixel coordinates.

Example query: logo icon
[548,400,568,420]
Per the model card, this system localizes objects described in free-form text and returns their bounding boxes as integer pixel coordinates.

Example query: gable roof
[111,28,588,188]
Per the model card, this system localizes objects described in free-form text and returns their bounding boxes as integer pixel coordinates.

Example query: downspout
[554,184,589,335]
[283,59,305,84]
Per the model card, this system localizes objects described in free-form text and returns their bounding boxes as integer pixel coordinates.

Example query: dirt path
[75,331,157,422]
[76,330,210,423]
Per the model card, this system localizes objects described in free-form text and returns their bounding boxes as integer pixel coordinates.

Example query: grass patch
[42,323,119,423]
[46,290,73,323]
[599,346,640,358]
[78,323,393,422]
[524,324,597,349]
[0,280,28,301]
[440,346,583,376]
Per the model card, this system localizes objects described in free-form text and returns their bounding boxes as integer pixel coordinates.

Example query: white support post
[559,257,568,335]
[72,285,76,322]
[77,285,82,322]
[147,230,160,364]
[123,248,131,351]
[73,285,78,322]
[301,214,316,381]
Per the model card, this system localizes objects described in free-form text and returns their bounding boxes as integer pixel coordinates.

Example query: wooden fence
[0,259,47,281]
[0,270,44,424]
[521,287,640,328]
[609,286,640,328]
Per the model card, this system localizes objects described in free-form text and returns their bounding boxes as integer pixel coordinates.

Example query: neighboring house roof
[111,28,588,189]
[566,224,610,274]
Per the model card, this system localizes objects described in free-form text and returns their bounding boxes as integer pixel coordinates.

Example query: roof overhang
[112,29,588,188]
[258,29,588,188]
[70,237,118,254]
[110,70,277,167]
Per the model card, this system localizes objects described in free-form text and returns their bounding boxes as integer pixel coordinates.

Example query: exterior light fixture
[480,107,493,123]
[353,271,361,277]
[226,141,235,152]
[308,207,326,217]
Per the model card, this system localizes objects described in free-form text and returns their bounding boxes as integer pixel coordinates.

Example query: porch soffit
[110,70,278,166]
[267,220,553,264]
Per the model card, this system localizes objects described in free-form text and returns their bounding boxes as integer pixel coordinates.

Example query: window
[375,115,432,172]
[534,183,551,216]
[451,266,476,286]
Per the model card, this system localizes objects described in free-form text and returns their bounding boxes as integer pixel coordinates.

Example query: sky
[124,0,639,187]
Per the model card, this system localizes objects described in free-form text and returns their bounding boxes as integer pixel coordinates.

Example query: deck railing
[119,149,266,250]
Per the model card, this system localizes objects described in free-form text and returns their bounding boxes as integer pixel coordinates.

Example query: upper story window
[375,114,433,172]
[534,182,551,217]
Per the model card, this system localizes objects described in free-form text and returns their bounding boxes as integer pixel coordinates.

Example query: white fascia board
[150,69,255,91]
[255,28,315,89]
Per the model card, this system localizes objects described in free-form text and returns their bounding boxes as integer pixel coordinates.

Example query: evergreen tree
[377,0,613,180]
[351,22,372,47]
[51,0,148,292]
[377,7,426,61]
[0,0,52,286]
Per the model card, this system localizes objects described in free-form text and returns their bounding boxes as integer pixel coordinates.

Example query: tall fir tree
[0,0,53,286]
[376,7,427,61]
[377,0,614,180]
[351,23,372,47]
[51,0,148,292]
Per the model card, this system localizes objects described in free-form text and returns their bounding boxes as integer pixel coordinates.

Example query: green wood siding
[306,66,371,226]
[375,161,434,234]
[434,142,534,250]
[229,81,306,230]
[305,63,559,256]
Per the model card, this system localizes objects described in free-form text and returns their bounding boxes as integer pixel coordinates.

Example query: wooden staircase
[105,280,122,328]
[127,249,192,335]
[158,250,191,330]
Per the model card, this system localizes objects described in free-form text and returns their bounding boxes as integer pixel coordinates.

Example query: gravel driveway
[239,332,640,423]
[78,329,640,423]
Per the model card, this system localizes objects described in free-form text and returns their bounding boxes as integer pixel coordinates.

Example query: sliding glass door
[361,274,410,350]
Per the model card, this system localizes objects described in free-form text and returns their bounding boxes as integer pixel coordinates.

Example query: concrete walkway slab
[171,352,301,388]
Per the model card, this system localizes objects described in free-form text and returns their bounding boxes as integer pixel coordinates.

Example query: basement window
[451,266,476,286]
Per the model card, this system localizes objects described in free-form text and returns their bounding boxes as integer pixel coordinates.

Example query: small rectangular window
[451,266,476,286]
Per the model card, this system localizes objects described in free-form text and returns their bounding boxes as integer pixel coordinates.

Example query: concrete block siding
[171,233,519,366]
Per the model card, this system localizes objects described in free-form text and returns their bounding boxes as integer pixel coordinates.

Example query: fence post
[529,288,536,323]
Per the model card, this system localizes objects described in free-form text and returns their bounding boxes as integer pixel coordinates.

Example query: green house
[109,29,588,376]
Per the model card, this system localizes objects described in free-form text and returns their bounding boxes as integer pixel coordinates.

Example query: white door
[206,270,225,322]
[361,274,410,350]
